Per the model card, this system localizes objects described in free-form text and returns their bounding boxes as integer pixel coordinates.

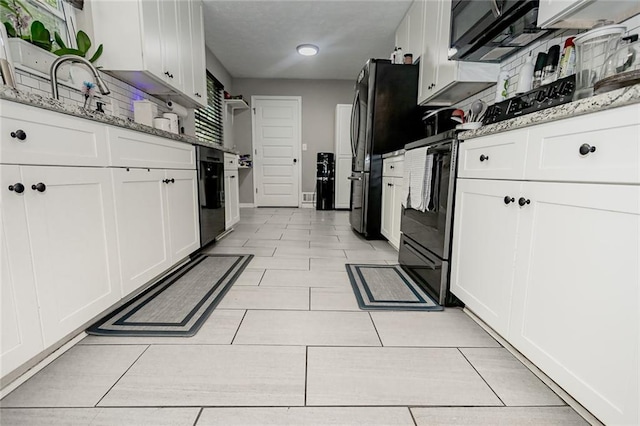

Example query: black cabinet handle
[170,178,175,183]
[31,182,46,192]
[579,143,596,156]
[231,175,236,179]
[504,196,514,204]
[195,93,201,98]
[8,183,25,193]
[10,129,26,140]
[390,165,395,169]
[164,71,174,79]
[162,179,170,184]
[293,158,297,164]
[518,197,530,206]
[480,154,489,162]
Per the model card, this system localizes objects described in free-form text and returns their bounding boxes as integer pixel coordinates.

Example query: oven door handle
[403,241,437,270]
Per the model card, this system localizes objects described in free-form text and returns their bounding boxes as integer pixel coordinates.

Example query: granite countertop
[0,87,239,154]
[382,149,406,159]
[458,83,640,140]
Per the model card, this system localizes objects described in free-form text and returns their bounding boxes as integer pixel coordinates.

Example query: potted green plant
[53,30,103,64]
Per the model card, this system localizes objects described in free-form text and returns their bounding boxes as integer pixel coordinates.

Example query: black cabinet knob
[579,143,596,156]
[170,178,175,183]
[293,158,297,164]
[231,175,236,179]
[480,154,489,162]
[504,196,515,204]
[31,182,46,192]
[8,183,25,193]
[10,129,26,140]
[162,179,169,184]
[518,197,531,206]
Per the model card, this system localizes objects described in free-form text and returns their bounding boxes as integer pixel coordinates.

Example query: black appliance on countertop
[483,74,576,125]
[349,59,423,238]
[196,145,225,247]
[398,130,462,306]
[316,152,334,210]
[449,0,547,62]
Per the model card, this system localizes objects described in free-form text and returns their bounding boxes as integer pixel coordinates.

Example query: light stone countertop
[458,83,640,140]
[382,149,406,159]
[0,86,239,154]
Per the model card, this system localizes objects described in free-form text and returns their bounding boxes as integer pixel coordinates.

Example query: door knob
[31,182,46,192]
[579,143,596,156]
[8,183,25,193]
[10,129,26,140]
[518,197,530,206]
[503,196,514,204]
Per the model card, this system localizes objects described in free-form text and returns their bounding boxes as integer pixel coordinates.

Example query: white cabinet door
[509,181,640,426]
[395,14,409,53]
[418,0,442,103]
[159,0,181,88]
[390,177,403,250]
[21,166,121,346]
[112,168,171,296]
[407,0,425,61]
[334,104,352,209]
[0,165,44,379]
[381,176,394,242]
[450,178,521,337]
[458,129,529,180]
[165,169,200,262]
[189,0,207,106]
[224,174,232,229]
[229,173,240,227]
[177,0,194,100]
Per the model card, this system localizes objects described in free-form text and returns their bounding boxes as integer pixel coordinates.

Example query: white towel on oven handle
[402,147,433,212]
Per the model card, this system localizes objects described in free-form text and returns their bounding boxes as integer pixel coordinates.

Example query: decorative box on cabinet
[224,153,240,229]
[88,0,207,107]
[451,104,640,426]
[381,155,404,250]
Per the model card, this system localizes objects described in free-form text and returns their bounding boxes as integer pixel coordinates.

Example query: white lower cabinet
[112,168,199,295]
[450,179,521,337]
[1,165,122,350]
[381,156,405,250]
[224,154,240,229]
[452,105,640,425]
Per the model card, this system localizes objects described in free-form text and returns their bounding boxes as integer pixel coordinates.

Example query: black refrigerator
[349,59,422,238]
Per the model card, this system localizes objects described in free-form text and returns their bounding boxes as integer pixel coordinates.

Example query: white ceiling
[202,0,413,81]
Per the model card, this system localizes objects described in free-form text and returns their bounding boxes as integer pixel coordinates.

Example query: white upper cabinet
[419,0,499,106]
[537,0,640,29]
[395,0,425,62]
[89,0,207,108]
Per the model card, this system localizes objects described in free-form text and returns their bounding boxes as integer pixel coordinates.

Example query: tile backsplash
[13,67,168,121]
[456,12,640,113]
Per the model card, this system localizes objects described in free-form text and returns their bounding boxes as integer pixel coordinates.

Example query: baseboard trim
[239,203,254,208]
[463,308,603,426]
[0,333,87,399]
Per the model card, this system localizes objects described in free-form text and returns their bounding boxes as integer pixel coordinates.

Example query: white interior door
[335,104,352,209]
[252,96,301,207]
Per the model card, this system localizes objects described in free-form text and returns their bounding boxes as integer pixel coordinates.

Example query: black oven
[399,130,461,306]
[196,145,225,247]
[449,0,546,62]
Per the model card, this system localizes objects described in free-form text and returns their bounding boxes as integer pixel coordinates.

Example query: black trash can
[316,152,334,210]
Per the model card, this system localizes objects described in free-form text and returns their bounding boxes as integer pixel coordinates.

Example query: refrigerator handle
[350,91,360,157]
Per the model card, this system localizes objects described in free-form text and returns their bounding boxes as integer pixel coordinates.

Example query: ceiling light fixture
[297,44,319,56]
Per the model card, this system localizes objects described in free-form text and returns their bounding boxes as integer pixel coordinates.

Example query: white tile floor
[0,208,589,425]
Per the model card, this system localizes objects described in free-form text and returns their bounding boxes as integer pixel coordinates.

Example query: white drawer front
[383,156,404,177]
[526,106,640,184]
[224,153,238,171]
[0,102,108,167]
[458,129,528,180]
[108,127,195,170]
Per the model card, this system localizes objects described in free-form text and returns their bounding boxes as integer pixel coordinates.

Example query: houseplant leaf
[54,31,66,49]
[3,21,16,37]
[53,47,84,56]
[29,21,51,51]
[76,30,90,55]
[88,43,103,63]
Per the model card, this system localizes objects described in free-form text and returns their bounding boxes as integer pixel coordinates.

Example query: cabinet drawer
[224,153,238,171]
[383,155,404,177]
[458,129,528,180]
[108,127,195,169]
[0,101,108,167]
[525,105,640,184]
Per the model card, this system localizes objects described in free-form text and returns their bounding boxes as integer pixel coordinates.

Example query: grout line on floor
[308,288,312,311]
[457,348,506,407]
[94,344,151,407]
[408,406,419,426]
[229,310,248,345]
[367,312,384,347]
[304,346,309,406]
[257,269,266,286]
[192,407,204,426]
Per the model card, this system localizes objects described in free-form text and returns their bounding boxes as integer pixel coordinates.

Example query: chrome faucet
[49,55,110,100]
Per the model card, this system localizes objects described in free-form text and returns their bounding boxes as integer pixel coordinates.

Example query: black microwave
[449,0,548,62]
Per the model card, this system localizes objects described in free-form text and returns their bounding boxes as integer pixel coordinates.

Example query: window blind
[195,72,224,144]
